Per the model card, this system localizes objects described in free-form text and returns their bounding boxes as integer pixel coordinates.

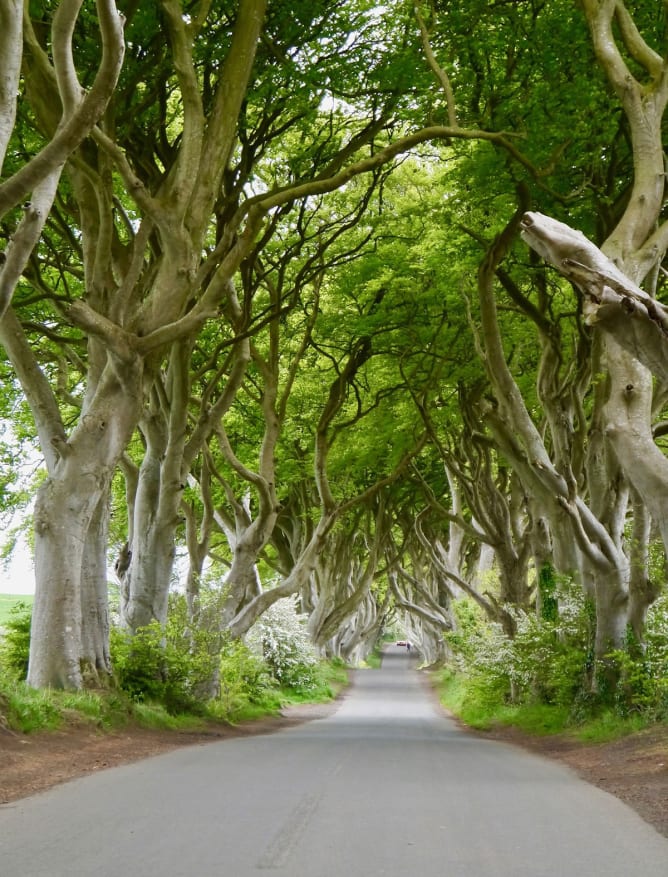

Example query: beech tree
[517,3,668,662]
[3,0,450,686]
[495,14,666,693]
[2,0,667,691]
[340,1,668,682]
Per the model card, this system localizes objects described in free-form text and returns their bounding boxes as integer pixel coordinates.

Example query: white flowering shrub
[246,598,318,690]
[445,580,591,709]
[445,577,668,719]
[642,593,668,716]
[645,593,668,678]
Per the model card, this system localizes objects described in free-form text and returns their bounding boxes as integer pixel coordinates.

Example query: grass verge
[0,659,349,736]
[433,667,655,743]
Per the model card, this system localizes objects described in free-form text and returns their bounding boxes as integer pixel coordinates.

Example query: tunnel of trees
[1,1,668,712]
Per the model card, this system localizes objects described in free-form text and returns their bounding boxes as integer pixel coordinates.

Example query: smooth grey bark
[519,210,668,383]
[0,291,142,688]
[79,491,112,679]
[182,455,215,622]
[28,357,143,688]
[520,214,668,557]
[626,493,658,643]
[0,1,22,169]
[120,398,175,630]
[476,203,633,682]
[226,510,338,639]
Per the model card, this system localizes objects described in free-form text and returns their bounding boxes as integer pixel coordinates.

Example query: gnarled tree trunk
[28,359,143,688]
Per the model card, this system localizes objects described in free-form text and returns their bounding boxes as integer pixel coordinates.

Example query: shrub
[110,622,168,703]
[609,594,668,719]
[444,580,590,712]
[110,594,220,714]
[442,578,668,728]
[246,598,318,690]
[217,639,276,718]
[0,601,32,680]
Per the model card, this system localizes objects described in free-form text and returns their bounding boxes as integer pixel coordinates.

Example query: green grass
[56,690,135,730]
[360,647,383,669]
[433,668,655,743]
[130,702,208,731]
[278,658,349,706]
[0,678,276,735]
[436,668,470,716]
[482,703,571,736]
[0,594,33,628]
[573,711,651,744]
[208,698,282,725]
[2,685,63,733]
[0,658,350,736]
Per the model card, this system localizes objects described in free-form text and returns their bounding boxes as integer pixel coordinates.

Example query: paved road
[1,646,667,876]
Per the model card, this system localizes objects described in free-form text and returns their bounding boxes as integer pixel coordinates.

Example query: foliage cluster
[0,594,33,628]
[110,617,218,716]
[111,595,327,713]
[215,639,279,720]
[0,601,32,680]
[0,595,345,733]
[440,584,668,735]
[245,598,319,690]
[611,595,668,718]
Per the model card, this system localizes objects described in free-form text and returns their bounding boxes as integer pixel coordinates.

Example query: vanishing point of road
[1,645,667,876]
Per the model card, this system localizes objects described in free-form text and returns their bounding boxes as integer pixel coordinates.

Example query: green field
[0,594,33,627]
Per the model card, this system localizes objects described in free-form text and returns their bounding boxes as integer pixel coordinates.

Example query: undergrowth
[436,667,656,743]
[0,658,348,736]
[436,583,668,743]
[0,595,349,735]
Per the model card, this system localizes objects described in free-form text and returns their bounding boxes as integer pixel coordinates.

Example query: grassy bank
[433,667,658,744]
[0,657,349,736]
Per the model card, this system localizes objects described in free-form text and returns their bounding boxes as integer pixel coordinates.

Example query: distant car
[396,640,407,646]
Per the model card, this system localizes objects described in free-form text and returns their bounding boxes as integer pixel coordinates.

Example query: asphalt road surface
[2,646,667,876]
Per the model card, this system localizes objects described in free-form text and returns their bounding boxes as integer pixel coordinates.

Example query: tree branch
[0,0,22,168]
[0,0,125,218]
[520,211,668,383]
[414,2,458,127]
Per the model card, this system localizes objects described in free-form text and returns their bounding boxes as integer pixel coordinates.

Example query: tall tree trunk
[120,413,179,631]
[28,359,142,688]
[121,329,252,631]
[29,474,103,688]
[220,547,265,628]
[478,205,633,688]
[626,494,659,644]
[80,492,112,681]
